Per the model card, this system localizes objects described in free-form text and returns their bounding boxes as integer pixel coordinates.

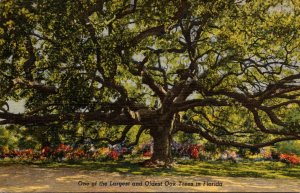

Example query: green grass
[0,158,299,179]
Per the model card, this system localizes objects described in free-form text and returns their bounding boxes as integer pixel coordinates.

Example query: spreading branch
[177,123,300,149]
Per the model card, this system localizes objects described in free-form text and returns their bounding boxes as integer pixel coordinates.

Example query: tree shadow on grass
[1,159,299,179]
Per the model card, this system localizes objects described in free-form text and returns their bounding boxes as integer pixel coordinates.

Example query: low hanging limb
[98,125,133,145]
[98,125,146,147]
[177,122,300,149]
[250,109,300,136]
[127,126,147,148]
[0,109,138,126]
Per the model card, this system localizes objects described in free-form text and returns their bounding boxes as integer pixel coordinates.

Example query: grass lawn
[0,158,299,179]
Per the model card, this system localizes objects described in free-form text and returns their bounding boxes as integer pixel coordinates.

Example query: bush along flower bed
[1,142,300,165]
[2,149,40,161]
[138,141,206,160]
[279,153,300,165]
[0,143,133,162]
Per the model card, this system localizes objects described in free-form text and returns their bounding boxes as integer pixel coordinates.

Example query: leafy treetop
[0,0,300,152]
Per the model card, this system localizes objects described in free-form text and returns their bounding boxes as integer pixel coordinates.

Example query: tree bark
[149,125,173,166]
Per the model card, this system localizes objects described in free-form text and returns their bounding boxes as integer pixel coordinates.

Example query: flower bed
[279,153,300,165]
[2,142,300,165]
[0,143,133,162]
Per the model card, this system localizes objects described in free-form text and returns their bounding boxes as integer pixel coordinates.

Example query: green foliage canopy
[0,0,300,153]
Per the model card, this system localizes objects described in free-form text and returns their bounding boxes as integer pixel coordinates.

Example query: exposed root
[141,159,175,168]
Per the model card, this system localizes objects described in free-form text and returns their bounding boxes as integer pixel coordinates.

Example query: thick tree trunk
[147,125,173,167]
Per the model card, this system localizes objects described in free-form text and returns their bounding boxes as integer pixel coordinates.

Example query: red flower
[121,147,128,154]
[188,145,200,159]
[143,151,152,157]
[25,149,33,155]
[108,150,119,160]
[190,148,199,159]
[56,144,72,152]
[42,146,52,156]
[280,153,300,165]
[74,149,86,157]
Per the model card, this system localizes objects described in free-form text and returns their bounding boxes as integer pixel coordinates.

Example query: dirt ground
[0,165,299,192]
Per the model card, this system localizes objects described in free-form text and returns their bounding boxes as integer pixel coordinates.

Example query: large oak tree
[1,0,300,165]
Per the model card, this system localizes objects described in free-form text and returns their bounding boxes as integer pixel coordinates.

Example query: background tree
[0,0,300,165]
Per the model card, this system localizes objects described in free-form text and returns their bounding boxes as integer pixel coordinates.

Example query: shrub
[108,150,119,161]
[190,148,199,159]
[143,151,152,157]
[65,149,88,161]
[279,153,300,165]
[41,146,52,157]
[52,144,73,160]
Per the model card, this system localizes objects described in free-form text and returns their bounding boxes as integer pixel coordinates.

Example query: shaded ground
[0,164,299,192]
[2,159,299,179]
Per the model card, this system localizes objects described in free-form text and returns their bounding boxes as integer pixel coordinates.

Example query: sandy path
[0,165,299,192]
